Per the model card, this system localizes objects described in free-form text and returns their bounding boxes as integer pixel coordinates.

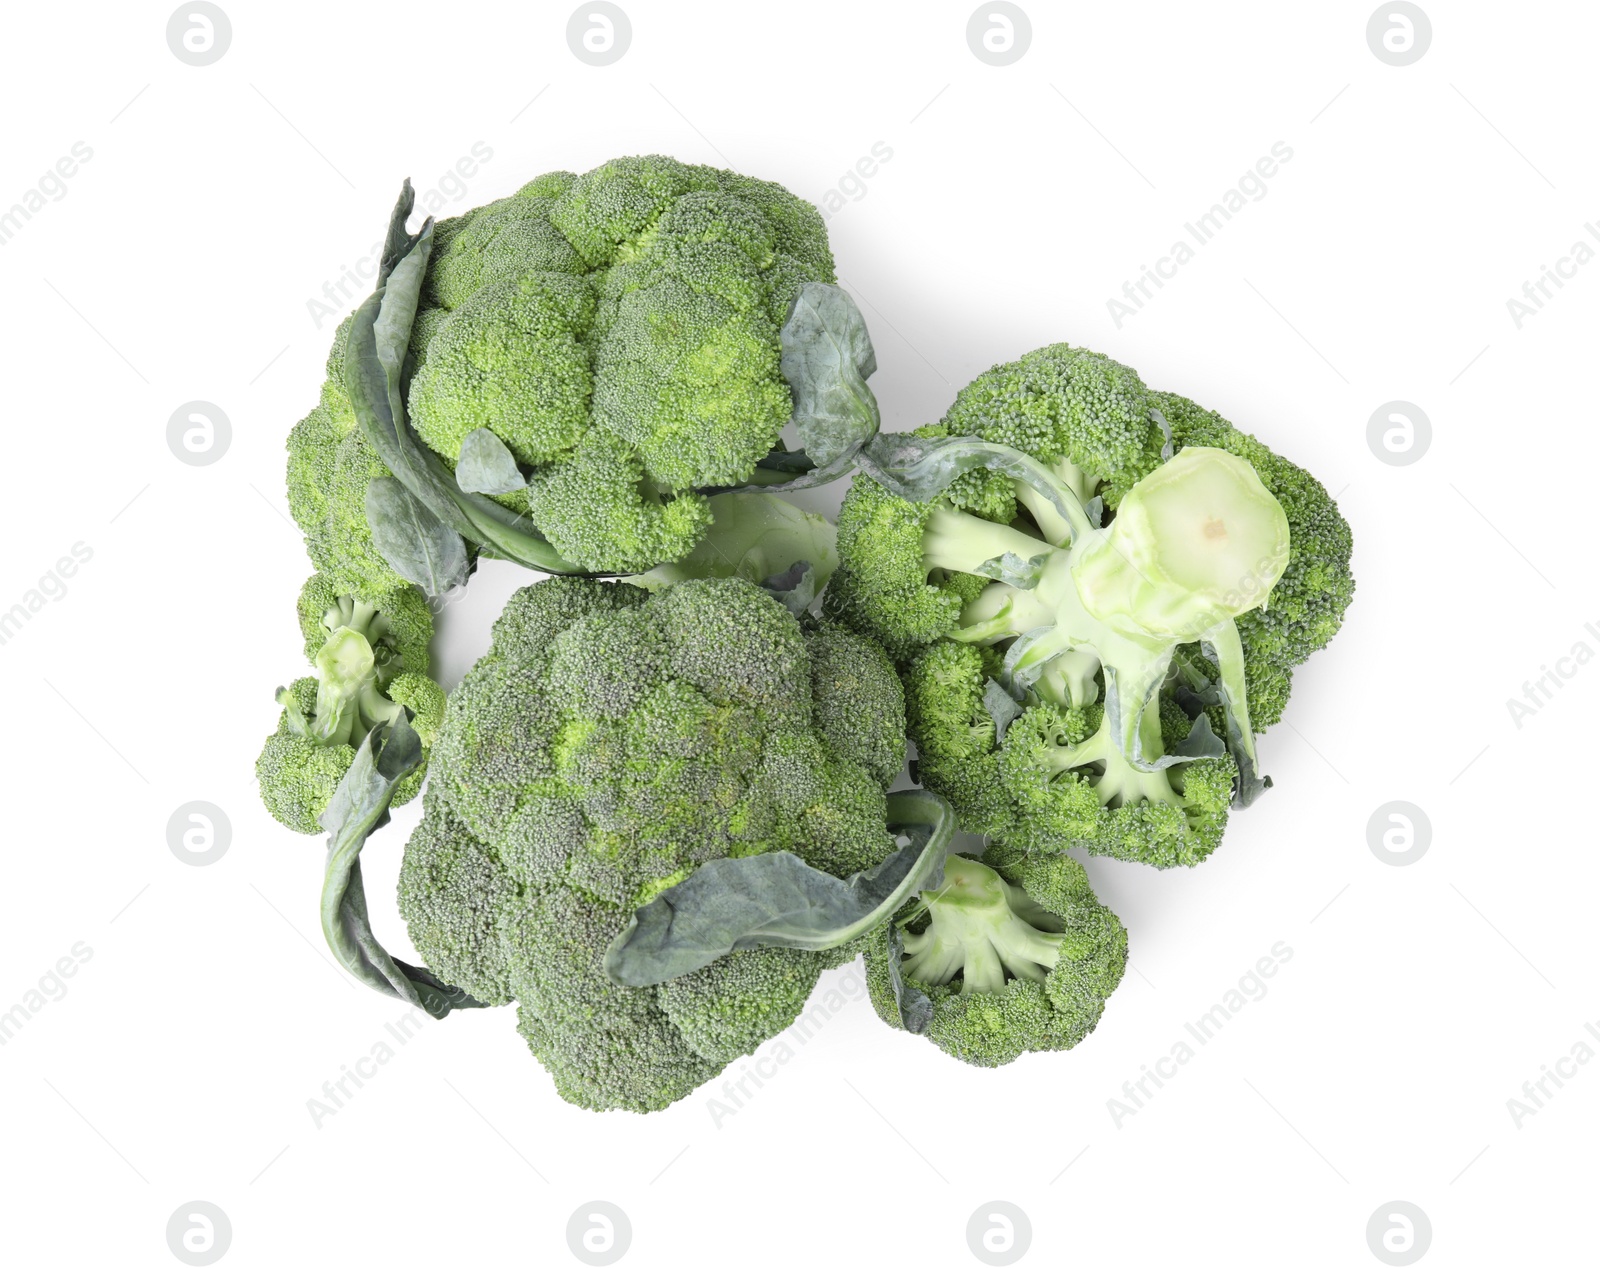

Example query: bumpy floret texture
[397,155,836,572]
[863,848,1127,1067]
[397,576,905,1112]
[285,318,414,600]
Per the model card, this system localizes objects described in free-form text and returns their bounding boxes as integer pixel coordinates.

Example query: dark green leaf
[710,283,882,495]
[883,922,933,1033]
[319,715,489,1017]
[780,282,880,467]
[1172,710,1227,760]
[455,428,525,495]
[982,679,1024,743]
[761,561,818,616]
[604,789,955,987]
[346,183,597,577]
[365,476,469,595]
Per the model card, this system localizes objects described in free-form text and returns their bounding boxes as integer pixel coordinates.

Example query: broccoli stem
[921,506,1062,579]
[1034,700,1184,810]
[1012,456,1098,546]
[1035,650,1101,709]
[901,855,1065,994]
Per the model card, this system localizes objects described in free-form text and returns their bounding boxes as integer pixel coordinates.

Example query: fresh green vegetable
[259,157,1357,1115]
[863,846,1127,1066]
[826,343,1354,866]
[255,574,445,834]
[394,574,920,1112]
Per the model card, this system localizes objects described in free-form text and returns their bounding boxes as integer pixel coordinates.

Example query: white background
[0,2,1592,1265]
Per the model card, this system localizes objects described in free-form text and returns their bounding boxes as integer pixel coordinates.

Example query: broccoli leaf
[1200,621,1272,806]
[781,281,880,467]
[365,476,470,594]
[859,432,1095,542]
[760,560,819,617]
[346,181,598,578]
[981,678,1024,743]
[716,283,882,494]
[883,922,934,1033]
[319,714,489,1017]
[604,789,955,987]
[455,428,526,495]
[624,492,838,594]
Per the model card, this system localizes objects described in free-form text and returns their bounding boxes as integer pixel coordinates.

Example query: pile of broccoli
[255,154,1353,1114]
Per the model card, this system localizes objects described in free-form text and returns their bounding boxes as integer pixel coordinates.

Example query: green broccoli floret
[863,850,1127,1066]
[397,575,907,1113]
[293,571,433,671]
[395,155,837,572]
[256,577,444,834]
[829,343,1353,862]
[285,318,417,601]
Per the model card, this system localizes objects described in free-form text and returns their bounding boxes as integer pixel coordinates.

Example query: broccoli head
[396,575,908,1113]
[864,848,1127,1066]
[826,343,1352,864]
[396,155,836,572]
[256,576,444,833]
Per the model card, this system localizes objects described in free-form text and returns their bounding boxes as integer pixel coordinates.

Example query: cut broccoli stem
[922,506,1063,578]
[901,855,1065,994]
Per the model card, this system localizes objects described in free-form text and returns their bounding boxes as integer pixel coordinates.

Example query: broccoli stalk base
[899,855,1064,994]
[929,447,1284,780]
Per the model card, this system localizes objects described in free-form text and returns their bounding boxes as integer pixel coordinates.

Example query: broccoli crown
[827,343,1351,861]
[397,575,905,1112]
[863,850,1127,1067]
[255,580,442,835]
[285,318,417,601]
[398,155,836,572]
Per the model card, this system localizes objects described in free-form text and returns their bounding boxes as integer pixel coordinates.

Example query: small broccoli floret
[931,343,1168,517]
[295,572,433,672]
[525,431,717,574]
[255,679,357,834]
[255,578,442,834]
[394,155,837,573]
[397,575,907,1113]
[832,342,1351,863]
[863,851,1127,1067]
[826,477,988,660]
